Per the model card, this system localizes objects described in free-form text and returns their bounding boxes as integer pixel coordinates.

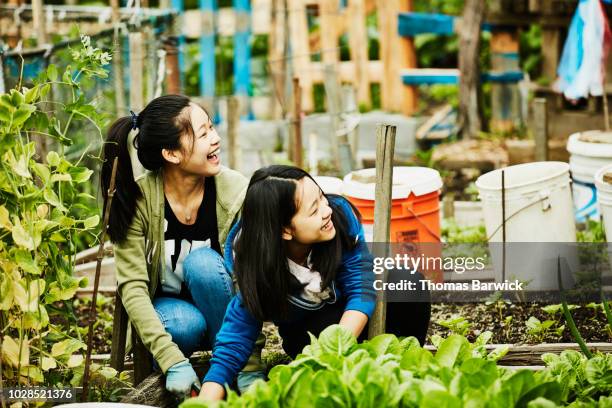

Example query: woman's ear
[282,226,293,241]
[161,148,181,165]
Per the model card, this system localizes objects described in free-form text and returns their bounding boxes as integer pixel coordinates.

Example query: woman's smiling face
[283,177,336,245]
[171,103,222,177]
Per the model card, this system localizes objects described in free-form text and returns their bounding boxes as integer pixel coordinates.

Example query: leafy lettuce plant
[181,325,611,407]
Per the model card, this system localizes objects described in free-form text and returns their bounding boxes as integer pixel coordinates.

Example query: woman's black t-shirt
[157,176,221,299]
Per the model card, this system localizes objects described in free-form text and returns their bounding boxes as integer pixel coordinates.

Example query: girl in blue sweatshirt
[199,165,430,400]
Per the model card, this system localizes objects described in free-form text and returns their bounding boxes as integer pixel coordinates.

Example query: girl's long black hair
[101,94,195,243]
[234,165,362,321]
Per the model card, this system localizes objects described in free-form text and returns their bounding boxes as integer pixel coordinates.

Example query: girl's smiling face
[282,177,336,245]
[163,103,221,176]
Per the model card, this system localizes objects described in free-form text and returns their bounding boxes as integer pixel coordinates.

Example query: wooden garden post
[458,0,485,139]
[534,98,549,161]
[368,124,396,338]
[291,77,303,167]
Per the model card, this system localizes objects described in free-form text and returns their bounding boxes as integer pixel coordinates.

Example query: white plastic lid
[342,166,443,200]
[313,176,344,195]
[567,131,612,158]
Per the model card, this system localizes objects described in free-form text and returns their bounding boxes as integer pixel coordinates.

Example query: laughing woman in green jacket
[101,95,257,398]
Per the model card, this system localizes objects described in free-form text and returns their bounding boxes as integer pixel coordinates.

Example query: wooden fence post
[368,124,396,338]
[534,98,548,162]
[292,77,303,168]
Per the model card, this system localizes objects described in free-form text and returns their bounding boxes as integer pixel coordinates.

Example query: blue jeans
[153,247,234,355]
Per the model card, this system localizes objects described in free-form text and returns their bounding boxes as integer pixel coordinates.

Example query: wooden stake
[82,158,119,401]
[129,32,144,112]
[534,98,549,161]
[292,77,303,168]
[109,293,128,372]
[603,80,610,132]
[368,124,396,338]
[227,96,240,171]
[501,169,506,283]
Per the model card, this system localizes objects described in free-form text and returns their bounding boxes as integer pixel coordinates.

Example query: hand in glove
[165,360,199,398]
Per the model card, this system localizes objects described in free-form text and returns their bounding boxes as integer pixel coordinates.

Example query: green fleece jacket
[113,166,247,373]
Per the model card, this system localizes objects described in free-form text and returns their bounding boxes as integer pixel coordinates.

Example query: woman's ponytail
[101,116,143,244]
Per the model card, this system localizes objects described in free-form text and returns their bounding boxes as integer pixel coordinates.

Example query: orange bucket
[343,167,443,282]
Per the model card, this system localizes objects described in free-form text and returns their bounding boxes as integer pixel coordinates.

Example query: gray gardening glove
[165,360,199,398]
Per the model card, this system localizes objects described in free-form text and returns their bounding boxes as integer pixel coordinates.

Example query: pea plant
[0,35,109,386]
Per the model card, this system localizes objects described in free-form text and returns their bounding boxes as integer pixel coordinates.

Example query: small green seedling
[437,315,471,336]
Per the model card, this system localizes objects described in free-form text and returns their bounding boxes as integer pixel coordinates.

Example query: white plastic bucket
[476,162,577,290]
[595,164,612,240]
[567,131,612,221]
[313,176,343,195]
[453,201,484,227]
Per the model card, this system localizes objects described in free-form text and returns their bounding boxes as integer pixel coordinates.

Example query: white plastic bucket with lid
[567,131,612,221]
[476,162,577,290]
[595,164,612,240]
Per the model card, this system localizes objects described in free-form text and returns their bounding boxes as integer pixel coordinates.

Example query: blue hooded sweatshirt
[204,196,376,387]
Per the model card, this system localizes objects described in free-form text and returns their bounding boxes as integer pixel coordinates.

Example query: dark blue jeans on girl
[153,247,233,355]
